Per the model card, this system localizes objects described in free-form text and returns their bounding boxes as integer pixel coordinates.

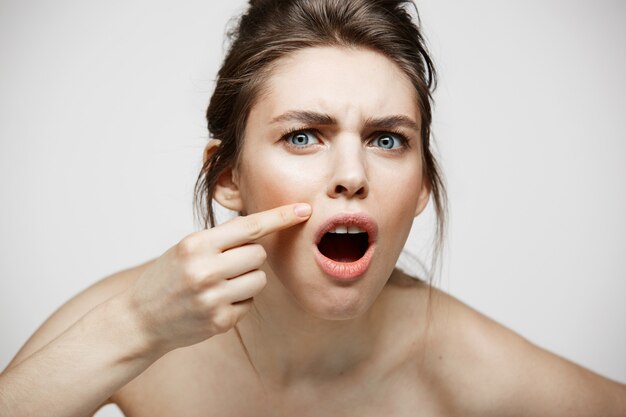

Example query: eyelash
[278,126,412,153]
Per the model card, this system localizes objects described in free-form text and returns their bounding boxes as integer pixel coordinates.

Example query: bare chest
[114,348,448,417]
[113,330,451,417]
[113,278,451,416]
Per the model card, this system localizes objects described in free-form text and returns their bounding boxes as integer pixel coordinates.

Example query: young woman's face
[232,46,429,318]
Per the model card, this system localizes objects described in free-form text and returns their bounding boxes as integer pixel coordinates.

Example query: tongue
[317,233,368,263]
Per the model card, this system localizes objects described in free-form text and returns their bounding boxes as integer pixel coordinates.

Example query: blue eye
[373,133,406,150]
[284,130,320,147]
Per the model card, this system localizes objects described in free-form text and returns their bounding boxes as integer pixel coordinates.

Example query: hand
[122,203,312,354]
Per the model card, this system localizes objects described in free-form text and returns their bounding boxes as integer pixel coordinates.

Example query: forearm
[0,292,164,417]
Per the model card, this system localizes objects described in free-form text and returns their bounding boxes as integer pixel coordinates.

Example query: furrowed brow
[363,115,420,132]
[269,110,420,132]
[270,110,336,126]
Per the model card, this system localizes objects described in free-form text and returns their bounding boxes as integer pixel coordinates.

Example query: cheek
[238,151,321,213]
[374,165,424,235]
[237,154,317,275]
[376,159,423,203]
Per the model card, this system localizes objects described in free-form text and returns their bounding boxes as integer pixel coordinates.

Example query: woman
[1,0,625,416]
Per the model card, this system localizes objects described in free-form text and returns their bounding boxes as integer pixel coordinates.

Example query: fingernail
[294,203,311,217]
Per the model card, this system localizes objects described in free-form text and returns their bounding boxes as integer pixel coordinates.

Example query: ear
[204,139,244,212]
[203,138,220,166]
[414,181,431,217]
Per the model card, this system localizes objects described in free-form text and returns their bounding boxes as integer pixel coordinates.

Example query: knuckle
[176,235,199,259]
[279,208,291,224]
[211,308,237,333]
[254,269,267,287]
[241,217,263,240]
[203,268,220,285]
[253,245,267,263]
[198,288,223,310]
[182,266,205,291]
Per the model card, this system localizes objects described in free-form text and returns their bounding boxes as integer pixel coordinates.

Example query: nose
[326,137,369,200]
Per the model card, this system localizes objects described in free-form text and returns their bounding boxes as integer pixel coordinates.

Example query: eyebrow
[269,110,420,132]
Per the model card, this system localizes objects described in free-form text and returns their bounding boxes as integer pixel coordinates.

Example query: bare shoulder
[419,287,626,417]
[3,257,157,373]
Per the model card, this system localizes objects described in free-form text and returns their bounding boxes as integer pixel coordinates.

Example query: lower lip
[313,242,376,281]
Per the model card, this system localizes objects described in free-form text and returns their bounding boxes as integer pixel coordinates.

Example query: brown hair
[192,0,448,384]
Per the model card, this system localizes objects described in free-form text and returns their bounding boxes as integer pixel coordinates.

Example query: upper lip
[314,212,379,245]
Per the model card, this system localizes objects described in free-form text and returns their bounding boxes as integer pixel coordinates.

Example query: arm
[1,203,312,417]
[0,261,160,417]
[504,339,626,416]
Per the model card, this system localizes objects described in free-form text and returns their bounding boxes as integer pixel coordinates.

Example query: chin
[283,274,378,320]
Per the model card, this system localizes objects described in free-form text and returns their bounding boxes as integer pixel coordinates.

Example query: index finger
[213,203,312,251]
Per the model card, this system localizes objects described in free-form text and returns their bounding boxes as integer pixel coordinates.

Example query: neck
[235,265,394,387]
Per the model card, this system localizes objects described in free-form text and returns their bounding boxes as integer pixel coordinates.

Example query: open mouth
[317,231,369,263]
[313,213,378,280]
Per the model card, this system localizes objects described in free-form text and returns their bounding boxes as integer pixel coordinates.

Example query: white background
[1,1,624,415]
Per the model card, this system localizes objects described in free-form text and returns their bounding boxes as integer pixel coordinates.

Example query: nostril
[334,185,346,194]
[334,184,366,195]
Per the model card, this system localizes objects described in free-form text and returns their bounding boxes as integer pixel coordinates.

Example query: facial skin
[206,46,430,385]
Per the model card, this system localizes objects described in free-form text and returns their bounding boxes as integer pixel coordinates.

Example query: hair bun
[249,0,271,8]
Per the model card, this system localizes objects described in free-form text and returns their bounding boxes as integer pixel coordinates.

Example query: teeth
[347,226,364,234]
[334,225,348,234]
[328,225,366,234]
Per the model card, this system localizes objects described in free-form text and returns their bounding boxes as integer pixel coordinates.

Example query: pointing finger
[211,203,312,252]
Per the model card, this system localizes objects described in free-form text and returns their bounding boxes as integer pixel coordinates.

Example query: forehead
[252,46,420,124]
